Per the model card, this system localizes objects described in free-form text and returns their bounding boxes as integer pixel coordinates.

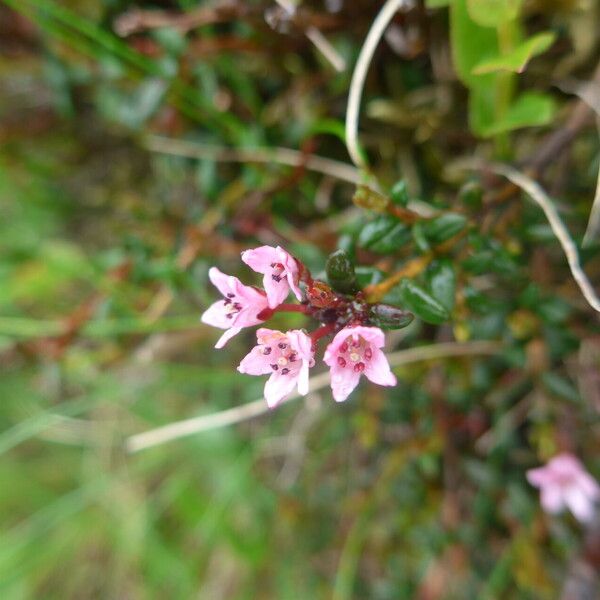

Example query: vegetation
[0,0,599,598]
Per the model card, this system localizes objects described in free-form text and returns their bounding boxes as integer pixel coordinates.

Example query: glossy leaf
[358,216,411,254]
[399,279,450,324]
[367,304,414,330]
[426,260,456,312]
[390,180,410,207]
[423,213,467,244]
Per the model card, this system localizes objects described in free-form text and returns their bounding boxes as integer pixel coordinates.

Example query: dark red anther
[353,362,365,372]
[337,356,346,367]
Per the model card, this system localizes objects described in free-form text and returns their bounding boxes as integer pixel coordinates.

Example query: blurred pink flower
[527,453,600,523]
[201,267,269,349]
[241,245,302,308]
[323,325,396,402]
[238,328,314,407]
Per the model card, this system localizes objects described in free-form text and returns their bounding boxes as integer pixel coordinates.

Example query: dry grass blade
[126,341,501,453]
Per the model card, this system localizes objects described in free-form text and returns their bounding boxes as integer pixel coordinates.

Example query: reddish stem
[310,323,336,344]
[275,303,308,313]
[257,303,308,321]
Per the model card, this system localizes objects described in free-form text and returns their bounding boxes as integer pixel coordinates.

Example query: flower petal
[200,300,231,330]
[241,246,278,274]
[364,347,397,387]
[263,275,290,308]
[264,372,299,408]
[215,327,241,349]
[279,246,302,301]
[238,347,272,376]
[287,330,314,363]
[208,267,235,296]
[526,466,554,489]
[564,486,596,523]
[329,365,361,402]
[577,472,600,501]
[540,485,564,514]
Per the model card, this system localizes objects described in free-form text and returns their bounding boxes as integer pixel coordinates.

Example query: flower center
[258,333,301,375]
[336,336,372,372]
[270,262,286,282]
[222,293,242,319]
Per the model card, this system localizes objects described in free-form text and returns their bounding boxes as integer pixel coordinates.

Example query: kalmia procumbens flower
[241,245,302,308]
[323,326,396,402]
[200,267,269,349]
[527,453,600,523]
[201,245,413,405]
[238,328,314,408]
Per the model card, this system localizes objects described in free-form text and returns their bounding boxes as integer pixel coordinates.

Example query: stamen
[226,293,235,298]
[281,368,290,375]
[271,274,282,282]
[364,348,372,360]
[353,362,365,372]
[278,343,287,349]
[337,356,346,367]
[270,364,278,371]
[288,353,297,362]
[340,342,348,353]
[262,346,272,355]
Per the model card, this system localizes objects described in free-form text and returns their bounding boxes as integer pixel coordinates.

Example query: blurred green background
[1,1,599,598]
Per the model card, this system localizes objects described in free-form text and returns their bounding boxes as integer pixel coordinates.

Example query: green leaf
[466,0,522,27]
[412,222,431,253]
[358,216,411,254]
[422,213,467,244]
[426,0,451,6]
[326,250,359,295]
[367,304,414,330]
[426,260,456,312]
[450,0,499,87]
[477,92,556,136]
[473,32,556,74]
[355,266,384,288]
[399,279,450,325]
[390,180,410,207]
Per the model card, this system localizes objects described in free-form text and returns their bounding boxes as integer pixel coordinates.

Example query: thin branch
[583,142,600,247]
[126,340,501,453]
[143,135,362,185]
[274,0,345,72]
[345,0,412,169]
[455,158,600,314]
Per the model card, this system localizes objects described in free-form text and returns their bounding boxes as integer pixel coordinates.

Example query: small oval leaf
[367,303,414,330]
[399,279,450,324]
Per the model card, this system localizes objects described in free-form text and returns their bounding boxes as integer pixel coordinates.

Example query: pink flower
[526,453,600,523]
[201,267,269,349]
[238,328,314,408]
[323,326,396,402]
[241,245,302,308]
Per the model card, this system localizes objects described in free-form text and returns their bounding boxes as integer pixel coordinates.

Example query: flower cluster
[201,245,398,406]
